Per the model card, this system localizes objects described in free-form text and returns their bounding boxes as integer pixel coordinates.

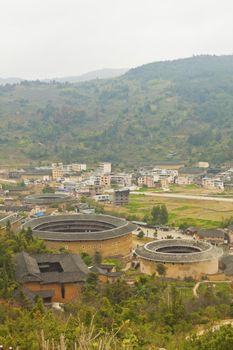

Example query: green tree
[81,252,92,266]
[150,205,169,225]
[42,185,55,193]
[85,272,99,289]
[170,285,185,322]
[93,251,102,265]
[25,227,33,241]
[156,263,167,277]
[179,222,189,231]
[151,205,160,225]
[137,230,145,239]
[160,204,168,224]
[104,280,133,304]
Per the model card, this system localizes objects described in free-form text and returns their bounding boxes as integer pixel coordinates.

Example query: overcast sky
[1,0,233,79]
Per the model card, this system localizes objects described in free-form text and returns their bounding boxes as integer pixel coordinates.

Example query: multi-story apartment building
[70,163,87,172]
[202,177,224,190]
[100,174,111,187]
[99,162,111,174]
[113,189,130,206]
[152,168,178,184]
[52,166,64,180]
[110,173,132,187]
[175,176,194,185]
[138,175,154,187]
[52,163,87,177]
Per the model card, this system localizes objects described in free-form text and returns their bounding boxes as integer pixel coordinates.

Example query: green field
[198,282,233,296]
[105,193,233,228]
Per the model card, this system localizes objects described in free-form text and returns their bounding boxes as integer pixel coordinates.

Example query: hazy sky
[1,0,233,79]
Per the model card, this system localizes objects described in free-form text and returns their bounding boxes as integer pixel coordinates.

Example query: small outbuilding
[195,229,226,245]
[89,264,122,283]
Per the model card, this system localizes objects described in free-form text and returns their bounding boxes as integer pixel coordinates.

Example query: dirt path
[193,280,232,297]
[122,262,131,271]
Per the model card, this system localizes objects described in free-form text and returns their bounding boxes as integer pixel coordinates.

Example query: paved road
[133,227,191,240]
[131,191,233,202]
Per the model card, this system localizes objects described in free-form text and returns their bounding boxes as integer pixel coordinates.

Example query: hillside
[52,68,129,83]
[1,55,233,166]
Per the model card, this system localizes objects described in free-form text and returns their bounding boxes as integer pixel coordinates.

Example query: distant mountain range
[0,77,23,85]
[1,55,233,166]
[51,68,129,83]
[0,68,129,85]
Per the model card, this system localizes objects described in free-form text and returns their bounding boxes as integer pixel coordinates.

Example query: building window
[61,284,65,299]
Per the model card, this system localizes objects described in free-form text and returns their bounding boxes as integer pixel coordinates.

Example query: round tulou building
[135,239,223,280]
[25,193,73,205]
[23,214,136,257]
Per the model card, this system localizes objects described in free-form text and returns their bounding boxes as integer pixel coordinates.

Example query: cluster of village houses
[49,159,233,193]
[1,159,233,201]
[1,160,233,225]
[136,161,233,191]
[0,162,130,207]
[1,159,233,230]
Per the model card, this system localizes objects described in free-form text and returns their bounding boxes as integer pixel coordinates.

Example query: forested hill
[1,55,233,166]
[126,55,233,81]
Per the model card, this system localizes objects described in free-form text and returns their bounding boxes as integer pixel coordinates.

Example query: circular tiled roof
[23,214,136,241]
[25,193,73,205]
[135,239,223,263]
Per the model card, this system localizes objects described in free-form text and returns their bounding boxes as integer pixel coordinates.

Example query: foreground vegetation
[1,225,233,348]
[1,274,233,349]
